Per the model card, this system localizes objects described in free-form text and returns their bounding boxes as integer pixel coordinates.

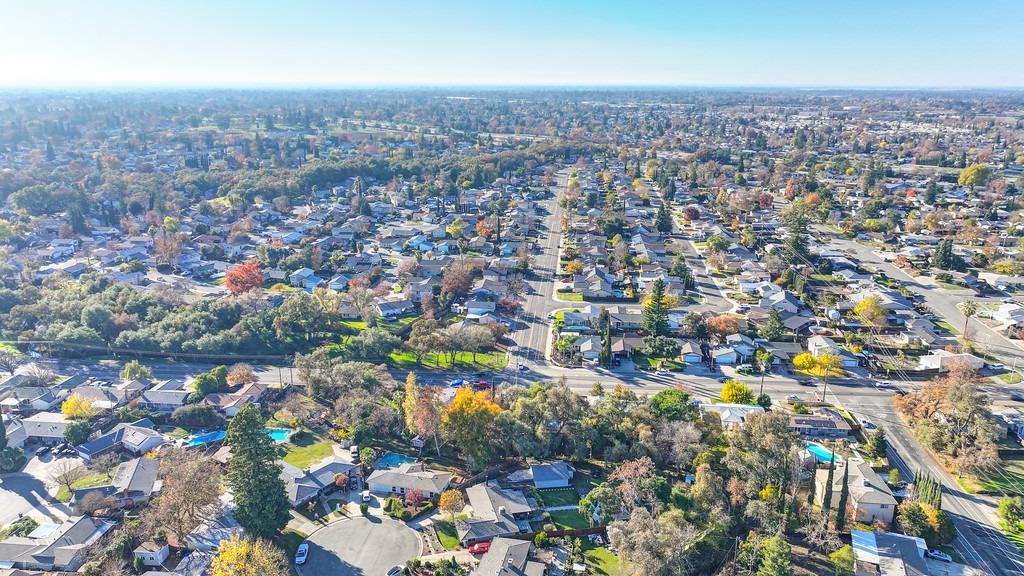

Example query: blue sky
[1,0,1022,88]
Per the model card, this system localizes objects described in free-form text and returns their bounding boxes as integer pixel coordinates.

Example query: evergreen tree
[641,278,669,337]
[836,462,850,530]
[924,180,939,205]
[663,178,676,202]
[599,308,612,368]
[0,416,6,451]
[761,307,785,341]
[822,451,836,513]
[783,218,810,265]
[670,255,695,291]
[757,534,793,576]
[655,202,672,233]
[227,405,291,539]
[865,428,887,458]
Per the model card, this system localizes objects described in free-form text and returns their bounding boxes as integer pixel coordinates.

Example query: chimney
[498,506,507,515]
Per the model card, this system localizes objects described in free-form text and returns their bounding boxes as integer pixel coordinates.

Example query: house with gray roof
[472,537,544,576]
[75,418,165,462]
[366,462,452,498]
[459,481,536,544]
[280,455,360,507]
[71,456,161,513]
[0,516,115,571]
[530,461,575,489]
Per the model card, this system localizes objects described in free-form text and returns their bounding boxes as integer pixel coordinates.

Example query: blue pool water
[375,452,417,469]
[186,428,291,447]
[805,442,842,464]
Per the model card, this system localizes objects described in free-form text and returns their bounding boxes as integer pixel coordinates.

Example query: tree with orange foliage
[475,218,495,239]
[706,314,741,343]
[225,261,264,294]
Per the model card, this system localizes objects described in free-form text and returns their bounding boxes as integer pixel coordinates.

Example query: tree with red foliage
[225,261,264,294]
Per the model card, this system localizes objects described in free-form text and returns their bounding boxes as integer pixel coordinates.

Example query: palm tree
[755,349,775,397]
[961,299,978,341]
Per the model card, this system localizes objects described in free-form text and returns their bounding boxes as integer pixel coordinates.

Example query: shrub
[170,404,226,428]
[360,503,369,515]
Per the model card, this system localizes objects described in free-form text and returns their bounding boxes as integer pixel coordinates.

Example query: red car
[468,541,491,554]
[472,380,490,391]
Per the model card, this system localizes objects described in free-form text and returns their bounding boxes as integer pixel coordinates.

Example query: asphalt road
[299,516,421,576]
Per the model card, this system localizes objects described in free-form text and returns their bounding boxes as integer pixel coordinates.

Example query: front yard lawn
[434,514,467,550]
[932,319,960,334]
[549,509,590,529]
[997,371,1023,385]
[555,292,584,302]
[536,488,579,507]
[975,458,1024,496]
[632,353,684,371]
[55,471,113,502]
[281,434,334,469]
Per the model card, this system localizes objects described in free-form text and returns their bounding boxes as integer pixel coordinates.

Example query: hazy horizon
[3,0,1023,89]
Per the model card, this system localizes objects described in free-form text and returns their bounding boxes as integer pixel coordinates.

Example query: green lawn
[632,353,684,371]
[584,543,621,576]
[932,319,960,334]
[389,350,508,371]
[976,458,1024,495]
[998,371,1024,385]
[555,292,585,302]
[282,436,334,469]
[55,471,113,502]
[434,514,467,550]
[536,488,580,507]
[549,509,590,529]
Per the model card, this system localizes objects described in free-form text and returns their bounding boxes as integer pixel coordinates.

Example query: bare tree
[51,461,86,495]
[152,450,223,541]
[0,352,23,375]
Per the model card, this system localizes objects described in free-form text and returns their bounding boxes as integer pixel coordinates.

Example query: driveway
[0,452,79,527]
[300,516,421,576]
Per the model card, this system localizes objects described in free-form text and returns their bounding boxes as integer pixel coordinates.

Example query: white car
[860,419,876,430]
[925,549,952,562]
[362,490,372,502]
[295,543,309,565]
[786,394,800,402]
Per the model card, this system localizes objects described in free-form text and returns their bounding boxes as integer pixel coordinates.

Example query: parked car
[860,419,876,430]
[468,541,491,554]
[362,490,372,502]
[295,543,309,565]
[925,549,952,562]
[35,446,51,457]
[472,380,489,391]
[518,363,528,371]
[386,566,405,576]
[449,379,465,388]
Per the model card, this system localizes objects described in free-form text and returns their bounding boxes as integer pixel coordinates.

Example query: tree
[120,359,152,381]
[64,420,92,445]
[226,405,291,538]
[345,327,401,361]
[706,314,740,342]
[706,235,730,254]
[439,489,464,518]
[958,163,991,188]
[756,534,793,576]
[829,544,855,575]
[227,363,256,388]
[793,352,816,371]
[225,261,264,294]
[441,261,473,300]
[854,295,887,331]
[442,388,501,469]
[655,202,672,233]
[0,351,23,374]
[755,349,775,397]
[61,393,97,420]
[648,389,694,421]
[402,372,419,432]
[961,300,978,340]
[609,508,702,576]
[211,534,288,576]
[835,461,850,530]
[760,307,785,341]
[191,367,228,400]
[822,451,836,515]
[641,278,670,337]
[154,450,223,541]
[865,428,887,458]
[579,482,623,526]
[609,456,657,511]
[565,260,584,275]
[998,496,1024,531]
[50,461,85,495]
[721,380,754,404]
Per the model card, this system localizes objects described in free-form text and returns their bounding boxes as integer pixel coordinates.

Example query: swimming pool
[186,428,291,447]
[375,452,417,469]
[805,442,842,464]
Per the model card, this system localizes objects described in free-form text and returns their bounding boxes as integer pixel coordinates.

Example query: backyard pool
[186,428,291,447]
[375,452,417,469]
[805,442,842,464]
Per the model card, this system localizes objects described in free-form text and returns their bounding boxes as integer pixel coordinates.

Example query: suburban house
[529,461,575,489]
[133,541,171,568]
[917,349,984,371]
[788,409,852,439]
[376,298,416,319]
[366,462,453,499]
[815,459,897,526]
[75,419,166,462]
[458,482,535,544]
[471,537,544,576]
[0,516,116,571]
[280,456,361,507]
[2,415,26,449]
[21,411,71,445]
[849,529,928,576]
[71,456,161,513]
[137,379,191,413]
[701,404,764,430]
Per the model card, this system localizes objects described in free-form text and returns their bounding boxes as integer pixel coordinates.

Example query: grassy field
[536,488,580,507]
[555,291,585,302]
[976,458,1024,495]
[549,509,590,529]
[55,471,113,502]
[340,316,419,334]
[282,434,334,469]
[584,542,621,575]
[389,349,508,371]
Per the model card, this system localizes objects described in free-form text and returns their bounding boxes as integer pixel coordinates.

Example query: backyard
[583,541,621,576]
[535,487,580,508]
[281,432,334,469]
[548,509,590,530]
